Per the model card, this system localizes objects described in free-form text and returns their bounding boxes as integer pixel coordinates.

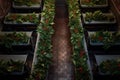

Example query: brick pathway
[47,0,74,80]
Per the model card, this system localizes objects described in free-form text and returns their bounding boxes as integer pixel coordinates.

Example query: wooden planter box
[0,54,30,80]
[0,31,37,53]
[93,54,120,80]
[79,0,109,12]
[2,13,40,31]
[86,31,120,51]
[83,25,118,31]
[11,0,44,13]
[81,13,117,27]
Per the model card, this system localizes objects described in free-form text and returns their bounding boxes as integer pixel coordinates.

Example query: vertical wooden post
[0,0,11,19]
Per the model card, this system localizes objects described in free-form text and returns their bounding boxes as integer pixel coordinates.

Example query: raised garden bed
[0,31,37,53]
[0,54,30,80]
[81,11,117,26]
[2,25,39,31]
[83,25,118,31]
[11,0,44,13]
[87,31,120,50]
[93,54,120,80]
[79,0,109,12]
[3,13,40,31]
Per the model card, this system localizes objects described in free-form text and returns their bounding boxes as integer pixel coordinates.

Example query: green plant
[85,10,115,22]
[0,59,24,74]
[5,13,39,24]
[84,12,93,22]
[90,31,120,49]
[99,59,120,75]
[68,0,90,80]
[26,0,54,80]
[72,49,90,80]
[81,0,107,6]
[114,32,120,42]
[13,0,40,6]
[0,32,29,48]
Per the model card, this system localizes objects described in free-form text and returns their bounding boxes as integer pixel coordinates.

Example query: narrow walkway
[47,0,74,80]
